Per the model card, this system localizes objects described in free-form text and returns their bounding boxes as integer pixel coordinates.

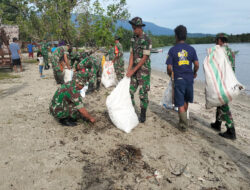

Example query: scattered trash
[171,163,187,176]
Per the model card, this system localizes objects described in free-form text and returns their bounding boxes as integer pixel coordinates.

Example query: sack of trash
[203,45,243,109]
[101,61,117,88]
[160,80,174,109]
[64,69,73,83]
[80,83,89,98]
[106,77,139,133]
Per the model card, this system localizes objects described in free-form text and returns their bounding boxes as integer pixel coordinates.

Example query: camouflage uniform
[69,51,80,68]
[106,46,115,61]
[76,56,101,89]
[130,32,152,110]
[215,44,235,129]
[49,80,84,120]
[114,42,125,81]
[41,42,49,69]
[51,46,69,84]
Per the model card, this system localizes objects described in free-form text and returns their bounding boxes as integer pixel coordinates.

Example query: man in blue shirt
[27,42,34,59]
[166,25,199,131]
[9,37,22,72]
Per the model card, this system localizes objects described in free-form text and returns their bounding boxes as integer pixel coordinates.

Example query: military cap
[216,33,229,39]
[115,35,121,40]
[129,17,146,27]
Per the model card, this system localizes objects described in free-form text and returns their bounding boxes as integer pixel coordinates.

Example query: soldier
[112,36,125,81]
[68,47,79,68]
[76,55,101,92]
[210,33,240,140]
[126,17,152,123]
[41,39,50,70]
[50,73,96,126]
[51,45,71,84]
[106,44,115,61]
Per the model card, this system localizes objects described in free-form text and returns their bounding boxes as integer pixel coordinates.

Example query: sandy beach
[0,59,249,190]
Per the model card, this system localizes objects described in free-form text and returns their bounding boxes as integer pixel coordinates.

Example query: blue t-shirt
[27,44,34,53]
[166,43,198,82]
[9,42,20,60]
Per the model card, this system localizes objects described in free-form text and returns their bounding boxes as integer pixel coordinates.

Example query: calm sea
[124,43,250,94]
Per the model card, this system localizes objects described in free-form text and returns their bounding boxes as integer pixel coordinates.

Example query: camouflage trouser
[89,65,102,89]
[53,68,64,84]
[114,59,125,81]
[216,104,234,128]
[50,101,80,120]
[130,71,150,110]
[43,53,49,68]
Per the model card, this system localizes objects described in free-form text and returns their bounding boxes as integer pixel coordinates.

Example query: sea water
[124,43,250,94]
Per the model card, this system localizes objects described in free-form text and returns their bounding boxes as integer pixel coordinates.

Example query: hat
[115,35,121,40]
[216,33,229,39]
[129,17,146,27]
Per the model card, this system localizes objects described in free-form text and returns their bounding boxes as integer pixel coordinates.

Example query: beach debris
[111,144,142,165]
[171,163,188,177]
[198,177,205,182]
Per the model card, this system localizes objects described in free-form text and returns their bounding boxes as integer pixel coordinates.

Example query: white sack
[203,45,243,109]
[80,84,89,98]
[106,77,139,133]
[64,69,73,83]
[101,61,117,88]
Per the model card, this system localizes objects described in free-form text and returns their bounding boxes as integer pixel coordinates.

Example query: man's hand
[126,69,134,77]
[89,117,95,123]
[194,73,197,79]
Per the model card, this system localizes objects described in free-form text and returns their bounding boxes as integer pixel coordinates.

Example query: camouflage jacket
[50,80,84,118]
[52,46,68,62]
[224,45,235,72]
[114,42,124,63]
[107,47,115,61]
[41,42,49,55]
[130,32,152,74]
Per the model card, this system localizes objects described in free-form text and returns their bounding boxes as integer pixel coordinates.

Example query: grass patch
[23,59,38,64]
[0,72,20,80]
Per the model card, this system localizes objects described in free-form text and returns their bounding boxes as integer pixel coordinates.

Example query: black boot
[44,64,50,70]
[219,127,236,140]
[59,118,77,127]
[86,83,94,94]
[211,120,222,131]
[96,81,100,90]
[139,108,146,123]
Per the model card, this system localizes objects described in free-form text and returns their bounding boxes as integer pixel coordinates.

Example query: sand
[0,60,249,190]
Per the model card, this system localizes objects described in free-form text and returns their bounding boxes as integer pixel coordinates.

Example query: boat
[151,48,163,53]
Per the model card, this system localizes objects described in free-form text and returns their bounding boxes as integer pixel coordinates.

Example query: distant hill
[116,20,214,37]
[71,14,214,38]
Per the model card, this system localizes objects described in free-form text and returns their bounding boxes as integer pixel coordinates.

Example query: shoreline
[0,61,249,189]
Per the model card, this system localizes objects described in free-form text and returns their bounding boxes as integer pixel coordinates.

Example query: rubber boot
[211,120,222,131]
[86,83,94,94]
[139,108,146,123]
[179,112,188,131]
[219,126,236,140]
[96,81,100,90]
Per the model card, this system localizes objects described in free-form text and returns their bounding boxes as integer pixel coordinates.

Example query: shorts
[174,78,193,107]
[12,58,21,66]
[29,52,34,58]
[39,65,44,73]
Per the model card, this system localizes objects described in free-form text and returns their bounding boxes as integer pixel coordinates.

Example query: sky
[124,0,250,34]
